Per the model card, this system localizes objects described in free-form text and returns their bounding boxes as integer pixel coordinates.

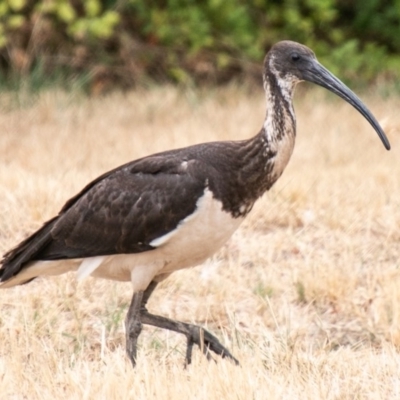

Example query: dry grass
[0,85,400,399]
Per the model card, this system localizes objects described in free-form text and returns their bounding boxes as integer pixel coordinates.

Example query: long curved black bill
[303,60,390,150]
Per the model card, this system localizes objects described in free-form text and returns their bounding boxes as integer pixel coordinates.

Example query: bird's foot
[184,324,239,366]
[141,310,239,366]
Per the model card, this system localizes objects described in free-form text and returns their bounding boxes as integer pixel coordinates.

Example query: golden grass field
[0,85,399,399]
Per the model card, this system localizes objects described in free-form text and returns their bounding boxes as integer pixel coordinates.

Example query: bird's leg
[137,280,239,366]
[141,280,158,311]
[141,310,239,366]
[125,290,144,367]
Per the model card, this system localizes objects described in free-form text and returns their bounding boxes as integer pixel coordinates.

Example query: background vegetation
[1,0,400,91]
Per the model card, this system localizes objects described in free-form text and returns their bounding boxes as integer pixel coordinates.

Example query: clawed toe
[184,325,239,366]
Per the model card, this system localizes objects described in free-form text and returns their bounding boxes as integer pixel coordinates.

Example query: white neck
[264,93,296,143]
[260,63,298,181]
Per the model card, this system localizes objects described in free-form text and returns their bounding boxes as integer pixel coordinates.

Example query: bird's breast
[269,132,296,181]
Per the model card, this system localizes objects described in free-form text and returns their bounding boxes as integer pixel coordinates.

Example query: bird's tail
[0,217,57,286]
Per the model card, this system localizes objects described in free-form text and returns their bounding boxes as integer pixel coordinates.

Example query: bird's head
[265,40,390,150]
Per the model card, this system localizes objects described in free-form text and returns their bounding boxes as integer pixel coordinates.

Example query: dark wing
[0,153,207,282]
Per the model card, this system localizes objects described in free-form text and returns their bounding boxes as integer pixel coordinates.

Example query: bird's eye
[291,53,300,62]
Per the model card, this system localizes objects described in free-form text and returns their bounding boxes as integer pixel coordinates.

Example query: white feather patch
[77,256,105,280]
[150,230,177,247]
[149,188,212,248]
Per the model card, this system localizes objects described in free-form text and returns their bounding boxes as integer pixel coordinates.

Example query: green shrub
[0,0,399,90]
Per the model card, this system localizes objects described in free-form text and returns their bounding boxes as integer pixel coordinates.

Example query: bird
[0,41,391,368]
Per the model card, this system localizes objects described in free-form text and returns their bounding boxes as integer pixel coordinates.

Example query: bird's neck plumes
[262,67,297,143]
[243,67,298,194]
[229,70,298,209]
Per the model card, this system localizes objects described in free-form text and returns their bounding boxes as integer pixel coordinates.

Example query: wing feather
[0,152,207,282]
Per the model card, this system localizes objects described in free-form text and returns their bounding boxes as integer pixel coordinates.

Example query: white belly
[1,189,244,292]
[90,188,244,291]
